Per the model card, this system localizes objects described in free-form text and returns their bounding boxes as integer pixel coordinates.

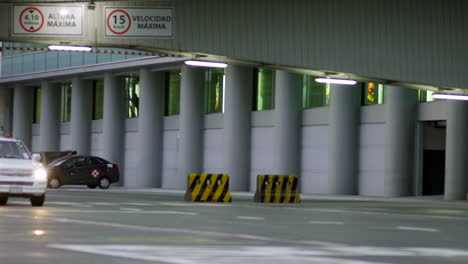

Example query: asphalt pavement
[1,187,468,264]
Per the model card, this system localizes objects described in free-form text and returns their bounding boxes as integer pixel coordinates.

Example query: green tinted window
[125,75,140,119]
[205,68,224,113]
[363,82,386,105]
[60,83,72,122]
[418,90,436,102]
[92,80,104,120]
[302,75,330,108]
[253,68,274,111]
[165,71,181,116]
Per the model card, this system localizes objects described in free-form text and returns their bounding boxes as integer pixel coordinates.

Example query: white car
[0,137,47,206]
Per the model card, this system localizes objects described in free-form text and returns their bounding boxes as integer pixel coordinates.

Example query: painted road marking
[159,202,228,207]
[120,207,143,212]
[0,213,314,245]
[236,216,265,221]
[47,244,468,264]
[397,226,439,232]
[121,202,153,206]
[309,221,344,225]
[88,202,116,206]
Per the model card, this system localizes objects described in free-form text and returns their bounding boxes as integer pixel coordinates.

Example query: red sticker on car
[91,169,100,178]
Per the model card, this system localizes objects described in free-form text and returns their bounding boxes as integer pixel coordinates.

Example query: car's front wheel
[0,196,7,205]
[30,194,45,207]
[98,177,111,189]
[48,178,61,189]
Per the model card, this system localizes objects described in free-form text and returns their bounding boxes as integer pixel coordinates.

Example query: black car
[46,155,120,189]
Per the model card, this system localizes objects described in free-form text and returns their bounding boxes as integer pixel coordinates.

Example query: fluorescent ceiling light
[432,93,468,101]
[184,60,228,68]
[48,45,92,52]
[315,78,357,85]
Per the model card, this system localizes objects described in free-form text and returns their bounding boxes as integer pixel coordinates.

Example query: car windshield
[0,141,31,159]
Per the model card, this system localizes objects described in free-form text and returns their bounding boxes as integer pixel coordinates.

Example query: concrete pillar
[70,78,92,155]
[137,69,165,187]
[444,100,468,200]
[102,73,125,183]
[328,83,361,194]
[224,65,253,191]
[176,65,205,189]
[12,85,33,149]
[384,85,418,197]
[274,70,302,175]
[39,81,60,151]
[1,87,13,136]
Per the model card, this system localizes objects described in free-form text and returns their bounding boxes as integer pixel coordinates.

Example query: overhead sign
[105,7,173,38]
[13,5,83,36]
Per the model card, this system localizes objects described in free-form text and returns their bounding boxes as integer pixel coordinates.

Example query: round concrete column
[176,65,205,189]
[70,78,92,155]
[39,81,60,151]
[12,85,33,149]
[224,65,253,191]
[444,100,468,200]
[384,85,417,197]
[103,73,125,184]
[328,83,361,195]
[274,70,302,175]
[138,69,165,187]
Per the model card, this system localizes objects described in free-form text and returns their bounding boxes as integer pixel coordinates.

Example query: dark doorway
[423,150,445,195]
[421,121,446,195]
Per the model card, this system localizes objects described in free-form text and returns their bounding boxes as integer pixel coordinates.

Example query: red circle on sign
[19,7,44,33]
[107,9,131,35]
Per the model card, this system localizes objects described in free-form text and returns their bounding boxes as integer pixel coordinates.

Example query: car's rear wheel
[0,196,8,205]
[30,194,45,207]
[87,184,97,189]
[98,177,110,189]
[48,178,61,189]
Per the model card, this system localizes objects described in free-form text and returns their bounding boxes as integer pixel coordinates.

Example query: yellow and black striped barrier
[254,175,301,203]
[185,173,232,202]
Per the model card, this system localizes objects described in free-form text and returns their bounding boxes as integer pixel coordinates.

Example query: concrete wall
[29,100,447,195]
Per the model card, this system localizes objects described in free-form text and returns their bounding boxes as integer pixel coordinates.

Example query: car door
[56,157,80,185]
[68,157,88,184]
[87,157,108,183]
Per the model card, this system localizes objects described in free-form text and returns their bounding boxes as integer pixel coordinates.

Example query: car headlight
[33,168,48,181]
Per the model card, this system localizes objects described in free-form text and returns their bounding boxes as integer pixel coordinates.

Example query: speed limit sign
[105,7,174,38]
[107,9,131,35]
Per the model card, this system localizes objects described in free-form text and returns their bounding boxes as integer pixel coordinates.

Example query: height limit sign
[105,7,173,38]
[13,5,83,36]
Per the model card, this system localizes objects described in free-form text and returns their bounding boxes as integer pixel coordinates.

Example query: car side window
[63,158,77,168]
[65,157,86,168]
[74,157,87,168]
[90,158,105,166]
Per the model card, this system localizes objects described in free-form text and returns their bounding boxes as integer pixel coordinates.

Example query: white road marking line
[159,202,228,207]
[43,202,94,207]
[88,202,116,206]
[0,213,306,245]
[121,202,153,206]
[120,207,143,212]
[397,226,439,232]
[309,221,344,225]
[48,244,468,263]
[236,216,265,221]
